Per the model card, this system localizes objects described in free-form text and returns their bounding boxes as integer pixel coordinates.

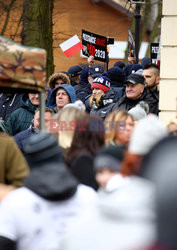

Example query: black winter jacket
[7,94,38,135]
[74,81,92,103]
[112,87,159,115]
[0,93,23,122]
[90,88,117,119]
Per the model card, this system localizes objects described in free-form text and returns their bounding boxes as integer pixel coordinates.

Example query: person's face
[33,111,52,131]
[143,68,160,88]
[56,89,70,110]
[92,88,105,99]
[96,169,116,188]
[115,115,134,146]
[126,83,144,100]
[168,123,177,136]
[28,93,40,106]
[54,79,65,88]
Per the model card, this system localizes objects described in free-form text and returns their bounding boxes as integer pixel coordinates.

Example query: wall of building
[159,0,177,122]
[1,0,131,74]
[53,0,131,72]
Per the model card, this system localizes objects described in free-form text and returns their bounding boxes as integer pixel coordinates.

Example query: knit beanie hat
[24,132,63,168]
[131,64,143,73]
[128,114,168,155]
[114,61,125,69]
[124,64,143,76]
[63,100,86,111]
[94,144,126,172]
[128,101,149,121]
[141,57,151,68]
[124,64,133,76]
[108,66,125,84]
[91,74,111,93]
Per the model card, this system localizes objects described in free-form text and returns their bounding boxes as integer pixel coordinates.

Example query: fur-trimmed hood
[48,72,71,90]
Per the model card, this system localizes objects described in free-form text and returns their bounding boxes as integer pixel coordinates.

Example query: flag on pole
[59,35,84,58]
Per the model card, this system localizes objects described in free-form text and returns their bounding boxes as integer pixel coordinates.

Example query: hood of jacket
[24,163,78,201]
[47,84,76,109]
[20,93,38,113]
[48,72,71,90]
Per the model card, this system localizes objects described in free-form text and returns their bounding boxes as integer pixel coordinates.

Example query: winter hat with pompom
[128,114,168,155]
[128,101,149,121]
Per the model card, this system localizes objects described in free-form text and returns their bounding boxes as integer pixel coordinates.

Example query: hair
[143,63,160,75]
[35,107,53,114]
[105,109,133,145]
[65,114,105,166]
[89,94,104,108]
[51,107,86,149]
[121,152,144,176]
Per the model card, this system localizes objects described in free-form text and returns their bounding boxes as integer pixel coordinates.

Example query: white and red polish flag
[59,35,84,58]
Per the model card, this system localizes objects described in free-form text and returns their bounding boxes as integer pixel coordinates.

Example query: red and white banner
[59,35,84,58]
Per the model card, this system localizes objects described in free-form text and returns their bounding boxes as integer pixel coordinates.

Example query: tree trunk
[21,0,54,80]
[146,2,162,57]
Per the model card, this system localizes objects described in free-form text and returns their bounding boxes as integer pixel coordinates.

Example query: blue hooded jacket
[47,84,76,110]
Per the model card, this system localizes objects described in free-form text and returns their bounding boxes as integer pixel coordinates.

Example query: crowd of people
[0,46,177,250]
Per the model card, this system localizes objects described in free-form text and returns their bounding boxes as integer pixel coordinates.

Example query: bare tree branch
[11,12,23,40]
[0,0,16,36]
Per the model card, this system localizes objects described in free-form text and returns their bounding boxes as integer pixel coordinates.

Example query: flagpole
[134,3,141,64]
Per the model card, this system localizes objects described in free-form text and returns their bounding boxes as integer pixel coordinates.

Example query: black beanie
[24,132,63,168]
[94,144,126,172]
[108,66,125,85]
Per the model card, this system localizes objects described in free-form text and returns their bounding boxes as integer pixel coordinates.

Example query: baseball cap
[88,65,104,78]
[125,73,145,85]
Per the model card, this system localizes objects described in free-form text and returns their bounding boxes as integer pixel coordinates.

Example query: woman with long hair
[65,114,105,190]
[51,106,86,151]
[105,109,134,147]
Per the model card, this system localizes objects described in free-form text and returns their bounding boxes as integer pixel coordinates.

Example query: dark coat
[0,93,23,122]
[74,81,92,103]
[112,87,159,115]
[7,94,38,136]
[69,151,98,191]
[84,93,92,113]
[111,86,125,99]
[90,88,117,119]
[110,79,125,100]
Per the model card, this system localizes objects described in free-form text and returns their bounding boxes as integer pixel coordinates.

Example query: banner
[82,29,107,62]
[151,43,160,65]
